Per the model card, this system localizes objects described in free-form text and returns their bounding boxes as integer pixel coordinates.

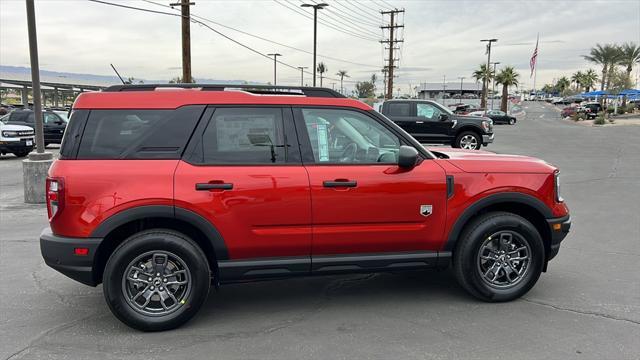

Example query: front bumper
[482,133,494,145]
[546,214,571,261]
[40,228,103,286]
[0,139,34,152]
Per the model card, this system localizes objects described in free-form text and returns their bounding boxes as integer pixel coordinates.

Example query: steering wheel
[339,142,358,163]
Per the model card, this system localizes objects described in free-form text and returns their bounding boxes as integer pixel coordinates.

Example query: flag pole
[532,33,539,99]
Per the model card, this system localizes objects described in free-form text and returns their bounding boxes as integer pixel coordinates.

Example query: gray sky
[1,0,639,93]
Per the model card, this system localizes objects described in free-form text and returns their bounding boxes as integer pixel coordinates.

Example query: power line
[142,0,380,68]
[300,0,381,38]
[344,0,382,19]
[279,0,379,42]
[331,0,381,24]
[306,0,381,32]
[87,0,358,84]
[318,1,382,28]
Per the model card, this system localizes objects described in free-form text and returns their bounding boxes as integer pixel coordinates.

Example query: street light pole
[458,76,465,98]
[267,53,282,85]
[490,61,500,110]
[301,3,328,87]
[297,66,308,86]
[480,38,498,109]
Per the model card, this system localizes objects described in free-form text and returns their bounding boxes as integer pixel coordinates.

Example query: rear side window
[386,102,411,116]
[9,112,34,123]
[76,106,204,159]
[199,107,286,164]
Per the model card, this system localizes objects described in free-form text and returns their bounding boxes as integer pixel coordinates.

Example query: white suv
[0,114,35,157]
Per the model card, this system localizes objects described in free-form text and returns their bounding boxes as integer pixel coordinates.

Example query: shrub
[617,107,625,115]
[606,108,614,114]
[594,115,606,125]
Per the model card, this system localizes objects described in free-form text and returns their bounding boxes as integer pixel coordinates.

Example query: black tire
[509,118,516,125]
[453,212,544,302]
[454,131,482,150]
[12,150,31,158]
[103,229,211,331]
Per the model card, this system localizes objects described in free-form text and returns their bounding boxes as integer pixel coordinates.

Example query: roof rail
[102,84,346,98]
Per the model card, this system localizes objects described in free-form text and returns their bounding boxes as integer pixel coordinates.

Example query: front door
[415,102,455,142]
[174,107,312,266]
[295,107,447,259]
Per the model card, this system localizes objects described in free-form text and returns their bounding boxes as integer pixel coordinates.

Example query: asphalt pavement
[1,101,639,360]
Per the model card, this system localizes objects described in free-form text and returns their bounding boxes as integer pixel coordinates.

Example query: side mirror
[439,113,449,121]
[398,145,419,169]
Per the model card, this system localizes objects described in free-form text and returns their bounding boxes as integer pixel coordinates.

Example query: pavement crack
[521,298,640,326]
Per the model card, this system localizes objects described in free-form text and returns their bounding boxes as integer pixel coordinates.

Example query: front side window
[201,107,286,164]
[302,108,400,164]
[44,113,60,124]
[416,103,442,121]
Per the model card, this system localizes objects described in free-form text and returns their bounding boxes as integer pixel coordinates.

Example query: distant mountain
[0,65,257,87]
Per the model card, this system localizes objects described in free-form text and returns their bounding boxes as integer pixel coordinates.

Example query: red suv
[40,85,571,331]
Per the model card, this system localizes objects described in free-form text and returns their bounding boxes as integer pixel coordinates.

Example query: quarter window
[301,108,400,164]
[201,107,286,164]
[386,102,411,116]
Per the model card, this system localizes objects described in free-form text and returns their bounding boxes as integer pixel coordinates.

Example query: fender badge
[420,205,433,217]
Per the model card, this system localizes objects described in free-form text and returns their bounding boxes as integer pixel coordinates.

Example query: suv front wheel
[453,212,544,302]
[103,229,211,331]
[454,131,482,150]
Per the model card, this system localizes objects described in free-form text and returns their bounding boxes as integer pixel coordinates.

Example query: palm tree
[495,66,519,112]
[336,70,350,94]
[571,71,584,91]
[316,62,327,87]
[618,42,640,85]
[556,77,571,94]
[581,69,599,92]
[583,44,621,90]
[472,64,494,109]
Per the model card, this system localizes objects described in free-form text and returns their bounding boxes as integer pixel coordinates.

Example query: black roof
[103,84,346,98]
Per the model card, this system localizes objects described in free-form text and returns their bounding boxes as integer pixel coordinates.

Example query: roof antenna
[110,63,126,84]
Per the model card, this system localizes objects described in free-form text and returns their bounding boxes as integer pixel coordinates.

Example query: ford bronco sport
[40,84,571,331]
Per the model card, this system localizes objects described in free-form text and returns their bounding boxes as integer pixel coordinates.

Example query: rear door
[174,106,312,278]
[295,107,447,266]
[43,112,66,143]
[383,101,417,135]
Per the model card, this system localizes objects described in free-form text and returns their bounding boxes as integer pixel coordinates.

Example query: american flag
[530,34,539,78]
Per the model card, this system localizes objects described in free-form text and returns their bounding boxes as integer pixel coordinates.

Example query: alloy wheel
[460,135,478,150]
[122,250,192,316]
[476,231,531,289]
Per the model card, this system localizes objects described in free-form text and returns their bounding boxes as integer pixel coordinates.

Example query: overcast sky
[1,0,639,93]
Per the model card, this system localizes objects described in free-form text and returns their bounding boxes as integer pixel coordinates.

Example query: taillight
[46,177,64,220]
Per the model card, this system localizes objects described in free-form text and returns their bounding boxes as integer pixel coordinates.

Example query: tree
[555,77,571,95]
[618,42,640,85]
[354,74,376,98]
[581,69,599,92]
[336,70,350,94]
[169,76,196,84]
[316,62,327,87]
[472,64,494,109]
[583,44,621,90]
[495,66,519,112]
[571,71,584,91]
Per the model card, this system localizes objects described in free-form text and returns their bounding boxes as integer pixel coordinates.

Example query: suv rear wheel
[103,229,211,331]
[454,131,482,150]
[13,150,31,158]
[453,212,544,302]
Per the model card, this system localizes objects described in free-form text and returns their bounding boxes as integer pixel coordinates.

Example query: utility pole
[170,1,195,83]
[301,3,328,87]
[490,61,500,110]
[267,53,282,85]
[382,67,388,97]
[381,8,404,99]
[297,66,308,86]
[442,75,447,105]
[480,38,498,109]
[458,76,465,98]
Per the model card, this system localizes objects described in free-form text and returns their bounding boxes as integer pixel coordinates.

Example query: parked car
[4,109,67,146]
[0,114,35,157]
[380,99,494,150]
[581,102,603,119]
[40,84,571,331]
[561,107,577,118]
[483,110,517,125]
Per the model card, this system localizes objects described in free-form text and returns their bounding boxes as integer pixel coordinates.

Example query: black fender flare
[444,192,553,251]
[90,205,229,260]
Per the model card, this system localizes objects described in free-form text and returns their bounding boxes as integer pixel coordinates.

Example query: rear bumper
[546,214,571,261]
[482,133,494,145]
[40,228,102,286]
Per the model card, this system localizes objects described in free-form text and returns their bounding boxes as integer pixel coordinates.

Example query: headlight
[555,171,563,202]
[481,120,492,133]
[2,131,18,137]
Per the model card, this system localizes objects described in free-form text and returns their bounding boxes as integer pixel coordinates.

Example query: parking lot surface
[1,101,639,360]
